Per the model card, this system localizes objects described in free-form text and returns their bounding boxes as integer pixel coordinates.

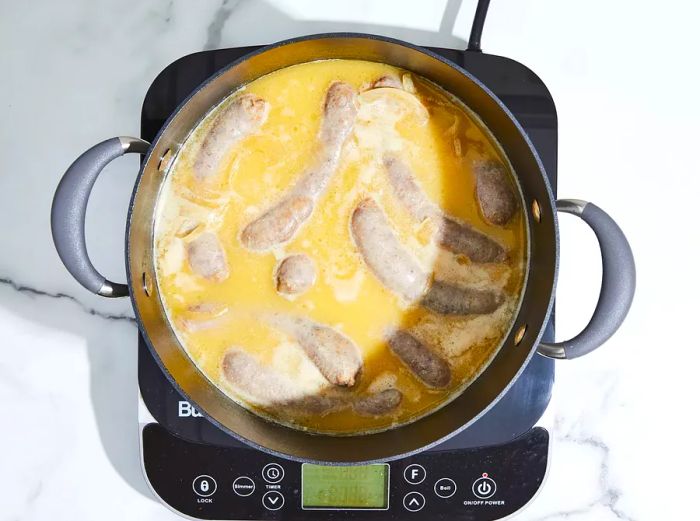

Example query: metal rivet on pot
[157,148,173,173]
[514,324,527,346]
[142,272,153,297]
[531,200,541,223]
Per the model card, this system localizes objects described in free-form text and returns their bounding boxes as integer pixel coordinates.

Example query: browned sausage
[350,198,428,301]
[194,94,269,181]
[421,280,504,315]
[383,154,436,221]
[351,199,504,315]
[275,254,316,295]
[387,330,451,388]
[186,232,229,281]
[474,159,517,225]
[222,348,306,406]
[240,196,313,251]
[383,154,506,262]
[353,388,403,416]
[371,75,403,89]
[292,395,346,416]
[222,349,343,415]
[318,81,359,152]
[436,216,507,263]
[178,302,229,332]
[272,315,363,387]
[241,82,357,251]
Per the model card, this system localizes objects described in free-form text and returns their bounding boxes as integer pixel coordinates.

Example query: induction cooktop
[136,39,558,520]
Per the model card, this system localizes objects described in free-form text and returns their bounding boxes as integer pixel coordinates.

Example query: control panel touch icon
[472,473,497,499]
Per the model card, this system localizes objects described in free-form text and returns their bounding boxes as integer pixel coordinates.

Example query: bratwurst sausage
[370,75,403,89]
[353,388,403,416]
[193,94,270,181]
[186,232,229,282]
[221,348,343,415]
[222,348,306,406]
[383,154,507,262]
[474,159,517,225]
[421,280,503,316]
[241,82,358,250]
[350,198,427,301]
[435,216,507,263]
[223,349,403,417]
[271,315,363,387]
[387,330,451,388]
[383,154,436,222]
[351,199,503,315]
[275,254,316,295]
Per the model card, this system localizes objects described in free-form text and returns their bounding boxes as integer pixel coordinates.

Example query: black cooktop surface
[138,41,557,521]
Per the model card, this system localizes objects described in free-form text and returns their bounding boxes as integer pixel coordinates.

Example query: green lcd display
[301,463,389,509]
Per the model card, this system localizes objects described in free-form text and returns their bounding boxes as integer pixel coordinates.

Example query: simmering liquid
[154,59,526,434]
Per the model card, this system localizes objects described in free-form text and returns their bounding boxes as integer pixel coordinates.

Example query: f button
[404,464,426,485]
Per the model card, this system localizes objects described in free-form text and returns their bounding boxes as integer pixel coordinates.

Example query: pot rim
[125,32,559,464]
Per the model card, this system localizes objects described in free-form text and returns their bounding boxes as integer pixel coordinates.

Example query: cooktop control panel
[142,424,547,520]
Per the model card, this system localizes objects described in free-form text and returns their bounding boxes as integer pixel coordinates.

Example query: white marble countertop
[1,0,698,519]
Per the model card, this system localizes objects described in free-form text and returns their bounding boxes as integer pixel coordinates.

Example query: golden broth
[154,59,526,434]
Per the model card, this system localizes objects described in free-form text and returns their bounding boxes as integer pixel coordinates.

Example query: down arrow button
[262,490,285,511]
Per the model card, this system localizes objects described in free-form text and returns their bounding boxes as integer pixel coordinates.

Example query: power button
[472,473,497,499]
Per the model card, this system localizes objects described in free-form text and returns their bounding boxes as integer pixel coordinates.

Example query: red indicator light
[482,473,488,478]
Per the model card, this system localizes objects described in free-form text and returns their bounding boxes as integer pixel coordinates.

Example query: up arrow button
[403,491,426,512]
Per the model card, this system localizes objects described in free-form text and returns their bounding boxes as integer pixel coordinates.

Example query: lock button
[192,475,217,497]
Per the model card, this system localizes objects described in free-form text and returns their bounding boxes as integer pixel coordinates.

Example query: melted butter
[154,59,527,434]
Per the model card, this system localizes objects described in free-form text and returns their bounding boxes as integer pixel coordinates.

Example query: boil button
[434,477,457,498]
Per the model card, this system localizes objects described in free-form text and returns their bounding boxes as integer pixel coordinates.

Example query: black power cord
[468,0,491,52]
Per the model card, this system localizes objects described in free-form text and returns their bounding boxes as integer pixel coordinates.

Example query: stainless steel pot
[51,34,635,463]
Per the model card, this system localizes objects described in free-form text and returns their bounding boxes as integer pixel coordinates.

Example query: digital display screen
[301,463,389,509]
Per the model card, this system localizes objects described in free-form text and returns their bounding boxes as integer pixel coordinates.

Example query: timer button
[434,477,457,498]
[403,491,426,512]
[262,463,285,483]
[192,475,217,497]
[262,490,285,511]
[403,464,426,485]
[472,473,497,499]
[232,476,255,497]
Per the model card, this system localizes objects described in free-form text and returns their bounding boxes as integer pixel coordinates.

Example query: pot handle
[537,199,635,359]
[51,137,150,297]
